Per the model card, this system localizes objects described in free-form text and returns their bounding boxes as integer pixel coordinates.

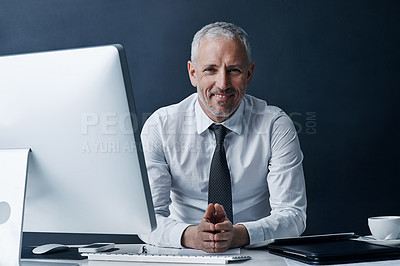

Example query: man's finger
[198,231,217,242]
[200,239,217,253]
[214,230,232,242]
[202,246,217,253]
[204,203,215,222]
[214,203,227,222]
[215,220,232,232]
[213,240,230,253]
[198,220,216,232]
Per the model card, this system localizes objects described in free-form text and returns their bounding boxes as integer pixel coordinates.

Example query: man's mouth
[210,90,234,101]
[213,93,230,99]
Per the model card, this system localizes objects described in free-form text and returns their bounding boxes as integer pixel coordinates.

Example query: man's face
[188,37,255,123]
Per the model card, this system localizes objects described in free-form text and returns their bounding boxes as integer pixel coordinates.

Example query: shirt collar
[195,94,244,135]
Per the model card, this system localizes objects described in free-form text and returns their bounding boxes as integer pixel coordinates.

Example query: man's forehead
[197,37,248,63]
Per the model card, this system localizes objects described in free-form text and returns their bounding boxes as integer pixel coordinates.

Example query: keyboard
[83,252,252,264]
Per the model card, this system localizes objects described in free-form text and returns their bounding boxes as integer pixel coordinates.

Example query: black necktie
[208,124,233,223]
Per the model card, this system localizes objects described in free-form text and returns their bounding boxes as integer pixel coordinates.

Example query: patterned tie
[208,124,233,223]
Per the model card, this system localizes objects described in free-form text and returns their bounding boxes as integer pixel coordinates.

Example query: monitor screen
[0,45,156,240]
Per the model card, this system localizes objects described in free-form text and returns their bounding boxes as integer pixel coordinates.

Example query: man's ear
[187,61,197,87]
[246,62,255,87]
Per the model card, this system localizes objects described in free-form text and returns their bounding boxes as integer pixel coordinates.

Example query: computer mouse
[32,243,69,255]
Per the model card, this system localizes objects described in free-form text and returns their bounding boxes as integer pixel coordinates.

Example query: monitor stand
[0,149,77,266]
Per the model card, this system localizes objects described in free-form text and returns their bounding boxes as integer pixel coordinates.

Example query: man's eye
[204,68,216,72]
[229,68,242,74]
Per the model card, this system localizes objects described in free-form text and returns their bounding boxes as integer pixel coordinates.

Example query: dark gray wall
[1,0,399,244]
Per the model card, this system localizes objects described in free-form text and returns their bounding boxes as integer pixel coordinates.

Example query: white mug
[368,216,400,240]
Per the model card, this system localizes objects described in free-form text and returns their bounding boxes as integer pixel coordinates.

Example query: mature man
[140,22,306,253]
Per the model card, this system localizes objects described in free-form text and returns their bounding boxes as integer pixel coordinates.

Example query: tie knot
[209,124,227,145]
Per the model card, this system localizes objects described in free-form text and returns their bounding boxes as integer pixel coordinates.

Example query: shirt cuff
[171,222,192,248]
[239,221,265,245]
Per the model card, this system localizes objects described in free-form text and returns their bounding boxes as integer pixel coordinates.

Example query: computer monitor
[0,45,157,244]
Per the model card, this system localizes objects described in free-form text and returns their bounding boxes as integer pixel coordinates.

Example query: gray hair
[190,22,252,66]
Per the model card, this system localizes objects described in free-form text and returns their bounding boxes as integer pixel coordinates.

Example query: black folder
[268,236,400,265]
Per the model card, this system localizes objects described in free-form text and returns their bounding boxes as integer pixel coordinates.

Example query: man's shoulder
[242,94,295,133]
[142,93,197,136]
[243,94,284,116]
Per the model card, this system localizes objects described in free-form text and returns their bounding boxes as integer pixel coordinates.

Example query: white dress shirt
[139,93,306,248]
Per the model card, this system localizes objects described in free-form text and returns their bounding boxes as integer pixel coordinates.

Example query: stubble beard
[197,85,238,118]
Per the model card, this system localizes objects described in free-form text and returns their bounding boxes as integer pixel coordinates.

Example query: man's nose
[216,71,230,90]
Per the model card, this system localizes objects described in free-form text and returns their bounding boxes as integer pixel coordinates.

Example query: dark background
[1,0,399,245]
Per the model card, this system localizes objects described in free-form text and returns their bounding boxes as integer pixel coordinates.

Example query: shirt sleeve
[138,114,191,248]
[239,112,307,245]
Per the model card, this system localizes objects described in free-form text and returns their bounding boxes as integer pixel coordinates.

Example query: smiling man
[140,22,307,253]
[189,36,253,123]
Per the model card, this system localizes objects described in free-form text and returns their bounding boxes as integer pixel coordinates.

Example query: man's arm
[139,115,191,248]
[240,113,307,245]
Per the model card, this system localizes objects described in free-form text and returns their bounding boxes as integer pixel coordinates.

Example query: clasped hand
[182,203,235,253]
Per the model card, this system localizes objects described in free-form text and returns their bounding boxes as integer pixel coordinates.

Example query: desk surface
[22,244,400,266]
[21,244,288,266]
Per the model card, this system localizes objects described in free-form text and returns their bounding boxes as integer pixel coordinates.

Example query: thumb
[203,203,215,222]
[214,203,227,222]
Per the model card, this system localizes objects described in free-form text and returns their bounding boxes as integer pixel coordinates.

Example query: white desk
[22,244,400,266]
[21,244,288,266]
